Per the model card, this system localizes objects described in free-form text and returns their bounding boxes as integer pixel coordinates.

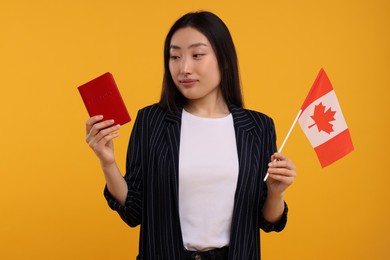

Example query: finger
[91,124,121,144]
[86,115,104,133]
[86,121,119,147]
[96,123,121,139]
[88,119,115,135]
[268,167,296,178]
[88,128,120,151]
[270,155,296,171]
[268,173,295,185]
[268,159,295,170]
[96,131,121,147]
[89,134,120,159]
[271,152,286,162]
[86,119,116,141]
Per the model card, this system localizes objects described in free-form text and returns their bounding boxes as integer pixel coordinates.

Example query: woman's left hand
[266,152,296,196]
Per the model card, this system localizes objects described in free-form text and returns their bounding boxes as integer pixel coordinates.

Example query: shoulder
[135,104,165,124]
[136,103,182,126]
[138,103,165,115]
[230,105,274,128]
[244,108,272,121]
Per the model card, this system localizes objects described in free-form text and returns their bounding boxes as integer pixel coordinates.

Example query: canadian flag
[298,68,354,167]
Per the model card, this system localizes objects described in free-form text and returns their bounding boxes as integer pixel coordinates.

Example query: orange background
[1,0,389,259]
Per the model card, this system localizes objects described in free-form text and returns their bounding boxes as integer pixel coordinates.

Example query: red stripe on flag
[301,68,334,112]
[314,128,354,167]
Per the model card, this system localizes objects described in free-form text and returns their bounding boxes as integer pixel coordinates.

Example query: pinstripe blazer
[105,103,288,260]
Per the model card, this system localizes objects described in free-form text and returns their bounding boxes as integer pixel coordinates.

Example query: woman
[86,11,296,260]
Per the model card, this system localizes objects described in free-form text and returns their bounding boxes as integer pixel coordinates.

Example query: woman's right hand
[86,115,121,166]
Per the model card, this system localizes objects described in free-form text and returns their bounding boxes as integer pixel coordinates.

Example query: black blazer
[105,104,288,260]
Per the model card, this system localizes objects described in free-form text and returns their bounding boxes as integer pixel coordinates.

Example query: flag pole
[264,109,302,181]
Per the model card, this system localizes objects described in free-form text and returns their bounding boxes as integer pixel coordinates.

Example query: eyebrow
[170,42,208,50]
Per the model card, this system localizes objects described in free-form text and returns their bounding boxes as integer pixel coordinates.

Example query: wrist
[267,191,285,202]
[100,160,117,172]
[263,192,285,224]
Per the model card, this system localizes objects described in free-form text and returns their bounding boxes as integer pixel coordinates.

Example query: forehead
[170,27,211,48]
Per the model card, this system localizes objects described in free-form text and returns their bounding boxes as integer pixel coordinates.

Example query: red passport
[78,72,131,125]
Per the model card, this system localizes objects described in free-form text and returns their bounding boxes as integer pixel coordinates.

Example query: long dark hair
[159,11,243,109]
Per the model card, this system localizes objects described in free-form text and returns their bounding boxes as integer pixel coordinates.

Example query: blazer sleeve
[104,109,144,227]
[258,117,288,232]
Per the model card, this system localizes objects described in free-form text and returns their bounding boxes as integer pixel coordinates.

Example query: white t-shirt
[179,109,239,251]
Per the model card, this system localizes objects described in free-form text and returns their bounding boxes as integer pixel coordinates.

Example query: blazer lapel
[229,104,256,171]
[164,106,183,194]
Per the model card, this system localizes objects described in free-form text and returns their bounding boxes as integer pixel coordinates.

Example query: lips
[179,78,198,87]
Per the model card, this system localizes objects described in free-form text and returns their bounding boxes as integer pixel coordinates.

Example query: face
[169,27,221,104]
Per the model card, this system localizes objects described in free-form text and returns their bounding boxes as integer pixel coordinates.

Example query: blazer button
[194,255,201,260]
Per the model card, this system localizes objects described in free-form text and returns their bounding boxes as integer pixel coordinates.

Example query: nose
[179,57,192,74]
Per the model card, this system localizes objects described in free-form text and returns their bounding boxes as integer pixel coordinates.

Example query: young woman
[86,11,296,260]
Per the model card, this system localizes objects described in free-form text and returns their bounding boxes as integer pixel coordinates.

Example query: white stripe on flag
[298,90,348,148]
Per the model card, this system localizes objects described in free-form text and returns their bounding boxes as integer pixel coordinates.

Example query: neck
[185,95,229,118]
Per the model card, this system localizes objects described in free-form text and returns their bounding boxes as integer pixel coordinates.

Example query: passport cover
[78,72,131,126]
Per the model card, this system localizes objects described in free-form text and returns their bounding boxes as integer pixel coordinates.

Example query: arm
[86,115,128,205]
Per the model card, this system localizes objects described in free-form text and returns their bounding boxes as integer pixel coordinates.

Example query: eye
[170,55,180,60]
[193,54,205,59]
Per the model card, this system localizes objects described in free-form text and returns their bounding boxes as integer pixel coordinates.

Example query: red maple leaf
[308,102,336,134]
